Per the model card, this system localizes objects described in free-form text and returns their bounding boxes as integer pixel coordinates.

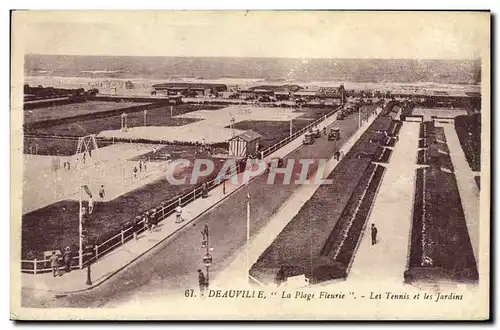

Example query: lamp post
[86,244,93,286]
[78,186,84,269]
[202,225,212,288]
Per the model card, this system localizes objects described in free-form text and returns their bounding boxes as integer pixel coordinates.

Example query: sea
[25,54,481,86]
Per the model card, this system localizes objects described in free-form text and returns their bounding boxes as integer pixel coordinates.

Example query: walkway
[21,107,343,294]
[347,121,420,283]
[211,109,382,288]
[441,123,480,264]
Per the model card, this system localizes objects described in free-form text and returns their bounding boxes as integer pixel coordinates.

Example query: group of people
[143,210,159,232]
[133,160,148,179]
[48,246,74,277]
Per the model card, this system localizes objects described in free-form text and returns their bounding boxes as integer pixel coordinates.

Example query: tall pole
[358,107,361,128]
[170,105,173,117]
[143,109,147,126]
[206,227,210,287]
[246,192,250,280]
[79,186,83,269]
[289,119,293,137]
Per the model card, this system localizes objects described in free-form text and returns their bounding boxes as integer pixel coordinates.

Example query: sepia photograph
[10,10,490,320]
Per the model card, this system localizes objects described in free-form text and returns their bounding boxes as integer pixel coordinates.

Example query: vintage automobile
[337,110,347,120]
[328,128,340,141]
[303,133,315,145]
[312,128,321,138]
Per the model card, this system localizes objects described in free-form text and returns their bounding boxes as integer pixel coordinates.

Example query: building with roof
[152,82,228,96]
[228,130,262,158]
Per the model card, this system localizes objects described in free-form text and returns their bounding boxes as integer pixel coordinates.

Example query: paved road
[22,112,362,308]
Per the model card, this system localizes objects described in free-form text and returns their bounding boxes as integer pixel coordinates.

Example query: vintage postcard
[10,10,490,320]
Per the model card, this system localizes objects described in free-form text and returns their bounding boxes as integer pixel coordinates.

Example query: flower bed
[406,166,478,282]
[417,150,426,164]
[333,165,385,266]
[434,127,447,143]
[408,168,424,267]
[455,114,481,172]
[249,158,372,285]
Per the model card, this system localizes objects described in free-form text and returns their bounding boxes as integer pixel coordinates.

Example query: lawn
[21,150,227,259]
[25,104,223,137]
[24,101,151,124]
[227,107,337,149]
[24,136,113,156]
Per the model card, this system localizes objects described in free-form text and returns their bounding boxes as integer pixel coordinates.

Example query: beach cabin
[228,130,262,158]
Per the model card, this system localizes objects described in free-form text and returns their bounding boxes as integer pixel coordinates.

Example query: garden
[250,112,395,284]
[406,165,478,283]
[455,113,481,172]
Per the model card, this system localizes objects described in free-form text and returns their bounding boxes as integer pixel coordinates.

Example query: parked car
[303,133,315,145]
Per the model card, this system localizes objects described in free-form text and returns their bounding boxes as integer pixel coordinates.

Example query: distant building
[152,82,228,96]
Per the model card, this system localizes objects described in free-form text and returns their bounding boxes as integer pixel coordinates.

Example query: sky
[13,11,489,59]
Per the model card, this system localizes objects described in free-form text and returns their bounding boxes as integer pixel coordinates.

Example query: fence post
[121,229,124,245]
[95,245,99,260]
[33,259,37,275]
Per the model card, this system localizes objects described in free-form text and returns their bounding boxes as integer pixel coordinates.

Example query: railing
[21,105,343,274]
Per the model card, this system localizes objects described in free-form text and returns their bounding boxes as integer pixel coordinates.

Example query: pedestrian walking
[198,269,207,297]
[133,166,138,179]
[82,152,86,164]
[175,204,183,223]
[371,224,378,245]
[149,210,158,231]
[340,150,345,159]
[201,182,208,198]
[62,246,72,272]
[99,185,105,200]
[88,195,94,214]
[335,150,341,161]
[139,161,143,172]
[49,251,60,277]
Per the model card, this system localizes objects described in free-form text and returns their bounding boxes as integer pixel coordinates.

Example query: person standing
[198,269,207,297]
[63,247,72,273]
[371,224,378,245]
[88,195,94,214]
[201,182,208,198]
[49,251,60,277]
[175,204,183,223]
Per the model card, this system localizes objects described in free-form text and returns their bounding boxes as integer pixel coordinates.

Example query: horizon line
[25,53,482,62]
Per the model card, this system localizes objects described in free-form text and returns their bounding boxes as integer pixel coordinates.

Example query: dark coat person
[62,247,72,272]
[371,224,378,245]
